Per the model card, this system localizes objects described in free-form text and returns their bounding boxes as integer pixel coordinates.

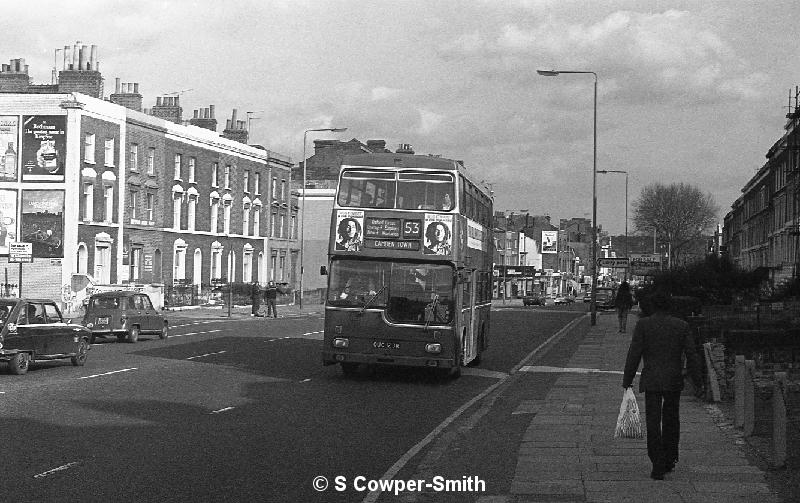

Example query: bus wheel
[341,362,359,376]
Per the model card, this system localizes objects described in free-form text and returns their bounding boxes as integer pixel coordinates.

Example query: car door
[43,302,74,355]
[22,302,50,355]
[139,294,158,333]
[129,295,145,332]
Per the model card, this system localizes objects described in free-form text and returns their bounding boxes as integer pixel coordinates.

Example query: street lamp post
[538,69,598,325]
[299,127,347,310]
[597,169,628,274]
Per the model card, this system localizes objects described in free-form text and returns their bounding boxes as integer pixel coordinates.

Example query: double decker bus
[321,153,494,377]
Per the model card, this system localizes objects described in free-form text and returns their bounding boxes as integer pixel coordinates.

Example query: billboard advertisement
[0,116,19,182]
[542,230,558,254]
[630,253,662,276]
[21,190,64,258]
[0,189,17,254]
[21,115,66,182]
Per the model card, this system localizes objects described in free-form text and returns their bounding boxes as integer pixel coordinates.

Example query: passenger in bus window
[339,273,376,300]
[438,192,453,211]
[335,218,363,252]
[424,221,452,255]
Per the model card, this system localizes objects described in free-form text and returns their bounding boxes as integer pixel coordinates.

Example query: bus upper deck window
[397,172,454,210]
[338,170,396,208]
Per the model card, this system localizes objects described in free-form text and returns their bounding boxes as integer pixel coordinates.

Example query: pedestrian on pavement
[614,281,634,332]
[622,290,703,480]
[250,282,262,317]
[264,281,280,319]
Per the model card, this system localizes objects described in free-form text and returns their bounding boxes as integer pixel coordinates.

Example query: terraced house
[0,43,295,311]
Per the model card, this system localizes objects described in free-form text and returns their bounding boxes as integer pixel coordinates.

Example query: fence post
[773,372,787,468]
[735,355,745,428]
[702,343,720,401]
[743,359,755,437]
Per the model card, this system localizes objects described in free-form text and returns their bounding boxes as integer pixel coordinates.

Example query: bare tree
[632,182,718,267]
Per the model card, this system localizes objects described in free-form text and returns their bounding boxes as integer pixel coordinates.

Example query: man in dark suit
[622,290,703,480]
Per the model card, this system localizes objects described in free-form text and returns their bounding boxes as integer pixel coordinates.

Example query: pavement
[484,302,782,503]
[163,300,321,320]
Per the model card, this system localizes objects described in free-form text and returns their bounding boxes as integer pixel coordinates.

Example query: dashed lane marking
[210,406,235,414]
[186,350,227,360]
[79,368,137,379]
[169,329,222,338]
[34,461,79,479]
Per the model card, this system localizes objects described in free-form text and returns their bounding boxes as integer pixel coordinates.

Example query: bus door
[458,270,477,365]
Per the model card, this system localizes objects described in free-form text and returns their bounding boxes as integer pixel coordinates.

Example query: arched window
[242,244,253,282]
[211,241,223,282]
[77,243,88,275]
[173,239,187,281]
[193,248,202,286]
[94,232,113,284]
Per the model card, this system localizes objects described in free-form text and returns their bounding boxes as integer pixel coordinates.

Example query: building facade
[723,93,800,291]
[0,92,294,312]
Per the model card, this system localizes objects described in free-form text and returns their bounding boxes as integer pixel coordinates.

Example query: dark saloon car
[522,294,545,306]
[82,291,168,343]
[0,298,91,375]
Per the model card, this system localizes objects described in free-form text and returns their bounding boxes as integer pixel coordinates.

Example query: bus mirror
[320,266,328,276]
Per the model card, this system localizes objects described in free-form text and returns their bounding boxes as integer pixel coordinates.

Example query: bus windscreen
[326,259,454,324]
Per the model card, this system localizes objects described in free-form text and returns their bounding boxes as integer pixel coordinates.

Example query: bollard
[735,355,745,428]
[773,372,787,468]
[743,359,755,437]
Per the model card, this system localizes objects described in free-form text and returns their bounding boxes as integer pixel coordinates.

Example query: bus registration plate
[373,341,401,350]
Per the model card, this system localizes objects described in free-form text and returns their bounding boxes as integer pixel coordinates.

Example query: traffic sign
[630,253,661,276]
[597,257,629,268]
[9,242,33,263]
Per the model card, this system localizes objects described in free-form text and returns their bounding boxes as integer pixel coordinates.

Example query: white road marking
[300,378,311,382]
[169,329,222,338]
[79,368,137,379]
[34,461,79,479]
[187,350,227,360]
[210,406,235,414]
[303,330,324,336]
[519,365,633,375]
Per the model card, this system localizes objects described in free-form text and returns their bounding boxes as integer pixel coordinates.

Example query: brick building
[723,89,800,290]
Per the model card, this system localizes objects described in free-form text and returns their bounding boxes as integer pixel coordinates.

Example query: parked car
[0,298,91,375]
[522,294,545,306]
[595,287,616,310]
[553,295,575,305]
[82,291,168,343]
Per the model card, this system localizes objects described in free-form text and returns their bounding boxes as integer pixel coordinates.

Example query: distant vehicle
[82,291,168,343]
[595,287,616,310]
[582,292,591,303]
[0,298,91,375]
[522,294,545,306]
[553,295,575,305]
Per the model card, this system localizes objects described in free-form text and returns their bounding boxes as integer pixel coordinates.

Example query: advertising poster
[0,116,19,182]
[21,190,64,258]
[424,213,453,255]
[21,115,66,182]
[542,230,558,254]
[334,210,364,252]
[0,189,17,254]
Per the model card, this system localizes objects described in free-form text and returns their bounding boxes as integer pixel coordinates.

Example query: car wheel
[71,339,89,366]
[126,325,140,343]
[8,352,29,375]
[159,323,168,340]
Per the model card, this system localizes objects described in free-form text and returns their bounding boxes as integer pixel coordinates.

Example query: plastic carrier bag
[614,388,644,439]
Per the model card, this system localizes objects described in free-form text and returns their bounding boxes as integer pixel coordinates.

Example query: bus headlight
[333,338,350,348]
[425,343,442,354]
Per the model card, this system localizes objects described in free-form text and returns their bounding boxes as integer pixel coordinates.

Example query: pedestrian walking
[250,282,262,317]
[614,281,634,332]
[264,281,279,319]
[622,290,703,480]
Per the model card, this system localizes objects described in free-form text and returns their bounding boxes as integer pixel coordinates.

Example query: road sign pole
[18,262,22,297]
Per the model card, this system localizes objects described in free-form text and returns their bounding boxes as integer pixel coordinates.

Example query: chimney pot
[210,105,215,118]
[115,78,120,94]
[156,97,162,106]
[134,83,139,94]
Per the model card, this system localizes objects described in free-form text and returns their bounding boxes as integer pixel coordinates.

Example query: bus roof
[341,153,462,171]
[340,153,490,198]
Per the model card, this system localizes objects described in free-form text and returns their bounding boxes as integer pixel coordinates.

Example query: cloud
[371,87,402,101]
[417,109,445,135]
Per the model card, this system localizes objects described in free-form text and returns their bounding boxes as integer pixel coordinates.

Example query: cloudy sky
[5,0,798,234]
